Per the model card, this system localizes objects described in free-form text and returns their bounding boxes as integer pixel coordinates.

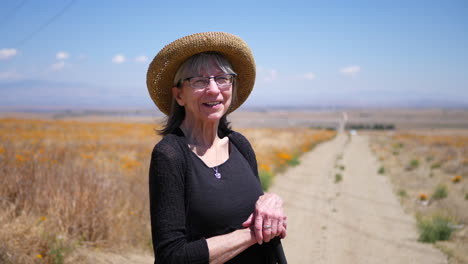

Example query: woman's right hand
[242,213,287,245]
[241,193,287,244]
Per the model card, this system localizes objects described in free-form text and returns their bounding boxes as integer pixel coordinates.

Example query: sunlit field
[370,131,468,263]
[0,118,335,264]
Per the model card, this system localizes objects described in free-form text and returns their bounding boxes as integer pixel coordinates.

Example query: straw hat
[146,32,256,116]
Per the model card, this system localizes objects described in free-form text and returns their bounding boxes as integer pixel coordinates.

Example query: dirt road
[269,133,448,263]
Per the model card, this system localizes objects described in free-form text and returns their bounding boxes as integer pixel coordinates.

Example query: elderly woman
[147,32,287,264]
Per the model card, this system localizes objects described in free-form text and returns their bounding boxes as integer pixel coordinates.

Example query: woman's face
[173,63,233,125]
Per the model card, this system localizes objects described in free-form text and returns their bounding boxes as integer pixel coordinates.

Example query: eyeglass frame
[178,73,237,89]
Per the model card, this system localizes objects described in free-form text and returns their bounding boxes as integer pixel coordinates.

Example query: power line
[14,0,77,47]
[0,0,29,31]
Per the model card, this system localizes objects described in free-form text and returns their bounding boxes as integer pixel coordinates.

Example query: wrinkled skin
[242,192,287,244]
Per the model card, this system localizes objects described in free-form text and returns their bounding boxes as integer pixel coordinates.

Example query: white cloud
[0,48,18,60]
[50,61,65,71]
[303,72,316,80]
[0,70,22,80]
[112,54,126,64]
[56,51,70,60]
[135,55,148,63]
[263,69,278,82]
[340,65,361,77]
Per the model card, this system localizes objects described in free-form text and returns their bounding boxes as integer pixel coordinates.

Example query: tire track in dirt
[269,133,448,264]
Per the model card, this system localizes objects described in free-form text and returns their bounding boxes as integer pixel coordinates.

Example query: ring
[263,225,272,229]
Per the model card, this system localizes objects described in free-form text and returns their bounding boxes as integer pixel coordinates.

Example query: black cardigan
[148,128,281,263]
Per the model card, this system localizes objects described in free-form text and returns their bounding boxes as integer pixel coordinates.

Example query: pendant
[213,166,221,179]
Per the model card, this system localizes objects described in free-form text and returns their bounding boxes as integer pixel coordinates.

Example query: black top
[149,128,280,263]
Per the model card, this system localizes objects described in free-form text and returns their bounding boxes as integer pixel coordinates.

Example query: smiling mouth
[203,102,221,107]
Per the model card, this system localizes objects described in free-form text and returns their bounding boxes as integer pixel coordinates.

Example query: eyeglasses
[181,74,236,89]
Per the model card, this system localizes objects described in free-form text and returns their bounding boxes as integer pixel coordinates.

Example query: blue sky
[1,0,467,110]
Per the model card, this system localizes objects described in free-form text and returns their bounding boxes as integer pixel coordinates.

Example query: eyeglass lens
[189,74,234,89]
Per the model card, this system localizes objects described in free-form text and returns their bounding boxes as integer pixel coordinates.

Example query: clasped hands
[242,193,287,245]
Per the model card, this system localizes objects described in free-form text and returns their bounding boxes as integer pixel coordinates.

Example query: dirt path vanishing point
[269,132,449,264]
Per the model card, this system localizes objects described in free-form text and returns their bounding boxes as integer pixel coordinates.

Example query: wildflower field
[370,130,468,263]
[0,118,335,264]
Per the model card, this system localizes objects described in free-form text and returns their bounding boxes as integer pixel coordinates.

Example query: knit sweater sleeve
[149,137,209,264]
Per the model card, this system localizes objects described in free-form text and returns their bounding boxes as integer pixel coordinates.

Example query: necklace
[213,166,221,179]
[213,142,221,179]
[188,135,223,179]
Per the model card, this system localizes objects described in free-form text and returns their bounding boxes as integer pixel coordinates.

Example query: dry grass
[369,130,468,264]
[0,118,335,263]
[0,119,158,263]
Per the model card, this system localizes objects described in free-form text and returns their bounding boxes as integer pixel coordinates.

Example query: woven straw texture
[146,32,256,116]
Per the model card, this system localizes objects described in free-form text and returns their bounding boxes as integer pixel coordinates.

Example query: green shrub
[417,215,454,243]
[259,169,273,191]
[378,166,385,174]
[465,193,468,200]
[339,165,345,171]
[409,159,419,169]
[334,173,343,183]
[431,163,441,170]
[393,151,399,156]
[41,235,73,264]
[287,155,300,166]
[49,245,66,264]
[432,185,448,200]
[397,189,407,197]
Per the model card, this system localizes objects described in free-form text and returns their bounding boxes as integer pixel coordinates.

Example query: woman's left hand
[242,192,287,245]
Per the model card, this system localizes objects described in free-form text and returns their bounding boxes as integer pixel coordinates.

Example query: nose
[206,77,220,93]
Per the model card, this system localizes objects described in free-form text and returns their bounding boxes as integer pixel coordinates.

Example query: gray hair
[173,52,237,87]
[158,52,236,136]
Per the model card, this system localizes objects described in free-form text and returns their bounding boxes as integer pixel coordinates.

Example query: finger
[276,218,283,237]
[242,213,253,227]
[262,218,272,243]
[254,215,264,244]
[281,227,287,239]
[279,218,287,238]
[270,217,279,238]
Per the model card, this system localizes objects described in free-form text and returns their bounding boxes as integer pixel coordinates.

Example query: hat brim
[146,32,256,116]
